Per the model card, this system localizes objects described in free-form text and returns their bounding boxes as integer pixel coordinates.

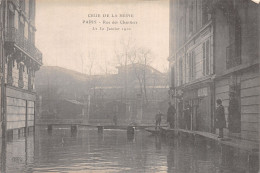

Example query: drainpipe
[211,6,216,134]
[1,0,7,172]
[1,0,7,138]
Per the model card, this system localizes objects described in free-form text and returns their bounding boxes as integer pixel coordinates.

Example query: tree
[129,47,153,105]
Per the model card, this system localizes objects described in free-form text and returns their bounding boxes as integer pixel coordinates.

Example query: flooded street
[0,126,258,173]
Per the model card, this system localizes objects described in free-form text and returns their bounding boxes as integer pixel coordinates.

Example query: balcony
[5,27,42,65]
[226,42,241,69]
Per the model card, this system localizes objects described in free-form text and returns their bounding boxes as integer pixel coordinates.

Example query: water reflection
[0,131,35,173]
[0,126,258,172]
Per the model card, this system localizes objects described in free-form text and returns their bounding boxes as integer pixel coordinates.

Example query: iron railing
[226,42,241,69]
[5,27,42,64]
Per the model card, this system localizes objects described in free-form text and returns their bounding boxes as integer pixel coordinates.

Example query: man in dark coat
[167,102,176,128]
[215,99,226,138]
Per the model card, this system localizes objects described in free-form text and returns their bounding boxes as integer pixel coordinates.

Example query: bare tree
[86,51,95,76]
[114,37,135,101]
[129,47,153,105]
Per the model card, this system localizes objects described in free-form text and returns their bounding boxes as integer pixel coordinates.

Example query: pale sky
[35,0,169,75]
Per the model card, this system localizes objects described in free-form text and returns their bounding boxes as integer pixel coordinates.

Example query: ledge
[215,60,259,79]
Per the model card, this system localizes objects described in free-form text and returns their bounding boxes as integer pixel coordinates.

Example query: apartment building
[169,0,259,141]
[0,0,42,136]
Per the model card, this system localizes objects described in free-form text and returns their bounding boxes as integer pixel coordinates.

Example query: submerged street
[0,0,259,172]
[1,127,258,173]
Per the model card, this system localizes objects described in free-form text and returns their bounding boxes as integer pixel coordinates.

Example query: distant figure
[215,99,226,138]
[167,102,176,128]
[155,111,163,130]
[113,115,117,126]
[184,102,191,130]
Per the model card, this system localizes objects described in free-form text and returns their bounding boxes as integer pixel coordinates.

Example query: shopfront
[181,83,213,132]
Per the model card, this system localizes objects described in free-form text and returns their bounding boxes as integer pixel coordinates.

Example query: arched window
[18,63,24,88]
[7,59,13,77]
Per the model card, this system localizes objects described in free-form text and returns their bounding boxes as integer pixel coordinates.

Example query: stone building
[0,0,42,137]
[35,65,169,125]
[169,0,259,141]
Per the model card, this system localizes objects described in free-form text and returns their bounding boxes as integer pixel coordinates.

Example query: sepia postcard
[0,0,259,172]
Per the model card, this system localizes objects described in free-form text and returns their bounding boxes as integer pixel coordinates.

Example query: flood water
[0,126,258,173]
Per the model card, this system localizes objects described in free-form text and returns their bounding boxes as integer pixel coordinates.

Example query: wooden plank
[241,77,260,89]
[241,105,259,114]
[241,96,259,106]
[241,86,260,97]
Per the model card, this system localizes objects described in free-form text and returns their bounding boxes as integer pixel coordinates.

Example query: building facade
[0,0,42,136]
[169,0,259,141]
[35,65,169,125]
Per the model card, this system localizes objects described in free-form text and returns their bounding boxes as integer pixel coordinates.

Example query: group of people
[155,98,233,139]
[155,102,176,130]
[156,101,191,130]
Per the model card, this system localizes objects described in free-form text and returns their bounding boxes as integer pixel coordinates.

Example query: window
[7,59,13,85]
[25,0,29,14]
[7,59,13,77]
[202,0,211,25]
[185,53,190,82]
[19,0,25,11]
[19,64,23,81]
[179,58,183,85]
[19,20,24,38]
[28,68,31,87]
[189,1,194,34]
[8,9,14,28]
[203,40,210,75]
[226,13,241,69]
[205,40,209,74]
[197,0,202,30]
[171,66,175,87]
[14,11,19,29]
[179,17,184,46]
[29,29,35,44]
[24,22,28,39]
[29,0,35,20]
[188,51,196,80]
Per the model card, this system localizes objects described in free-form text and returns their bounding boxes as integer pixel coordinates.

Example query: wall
[214,8,229,74]
[239,1,258,64]
[6,87,36,130]
[215,66,259,141]
[214,1,259,141]
[6,97,26,130]
[215,77,230,134]
[240,67,259,141]
[215,1,259,75]
[5,61,30,90]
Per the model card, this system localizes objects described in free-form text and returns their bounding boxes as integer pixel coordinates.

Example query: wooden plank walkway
[144,128,161,135]
[36,122,167,130]
[159,127,259,153]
